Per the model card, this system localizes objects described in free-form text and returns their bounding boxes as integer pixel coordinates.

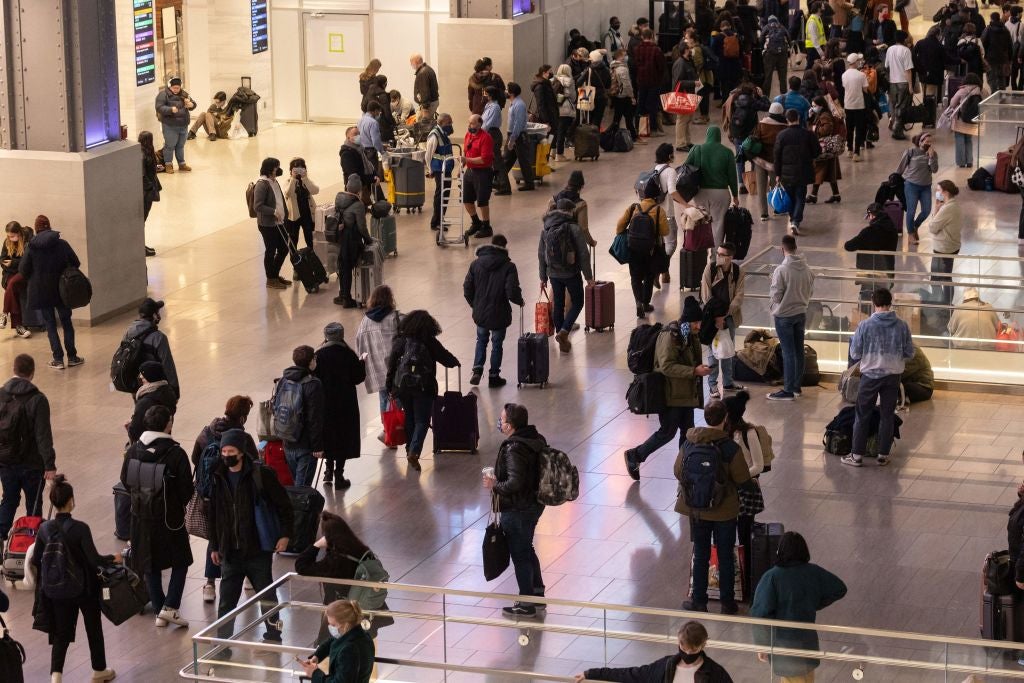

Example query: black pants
[431,171,452,228]
[628,258,655,306]
[503,133,535,188]
[258,224,288,279]
[903,380,933,403]
[488,127,510,192]
[737,514,754,599]
[846,108,867,154]
[930,251,957,306]
[143,195,154,221]
[51,597,107,673]
[610,97,639,139]
[285,216,314,250]
[339,258,357,301]
[555,116,574,155]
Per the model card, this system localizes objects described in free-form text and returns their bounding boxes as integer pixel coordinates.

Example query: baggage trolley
[437,144,468,248]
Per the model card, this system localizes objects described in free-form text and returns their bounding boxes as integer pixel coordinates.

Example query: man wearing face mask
[462,114,497,239]
[424,114,456,232]
[577,620,734,682]
[602,16,625,56]
[209,428,293,647]
[701,244,746,400]
[357,101,386,156]
[120,297,180,398]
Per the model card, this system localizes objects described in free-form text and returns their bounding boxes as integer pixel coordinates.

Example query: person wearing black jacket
[773,110,820,235]
[410,54,440,118]
[138,131,160,257]
[314,323,366,490]
[335,174,373,308]
[843,202,898,278]
[530,66,560,130]
[1008,482,1024,592]
[576,53,612,128]
[483,403,548,618]
[120,404,193,629]
[463,234,524,388]
[578,620,733,682]
[127,361,178,444]
[122,297,180,398]
[982,12,1014,92]
[339,126,378,206]
[278,346,325,488]
[912,26,951,105]
[209,428,294,644]
[385,310,460,470]
[0,353,56,540]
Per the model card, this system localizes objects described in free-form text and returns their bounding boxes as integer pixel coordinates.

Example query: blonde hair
[326,599,363,628]
[3,222,25,259]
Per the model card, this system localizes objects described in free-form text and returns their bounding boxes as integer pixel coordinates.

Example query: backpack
[681,440,731,511]
[246,180,260,218]
[741,425,775,472]
[392,337,432,393]
[675,163,702,201]
[959,93,981,123]
[271,375,313,442]
[40,520,85,601]
[536,446,580,506]
[729,97,757,141]
[765,24,789,55]
[0,389,33,466]
[626,204,658,254]
[968,167,992,191]
[110,327,156,394]
[59,267,92,309]
[626,372,667,415]
[635,166,667,204]
[723,33,741,58]
[958,40,980,65]
[543,220,577,270]
[343,550,390,610]
[862,66,878,94]
[838,361,861,404]
[194,438,222,499]
[627,323,663,374]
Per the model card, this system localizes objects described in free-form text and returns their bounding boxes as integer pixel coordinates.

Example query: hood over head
[474,244,511,270]
[506,424,547,452]
[705,126,722,144]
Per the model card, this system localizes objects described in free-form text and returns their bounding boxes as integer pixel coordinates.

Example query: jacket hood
[208,416,242,439]
[685,426,730,443]
[30,230,60,250]
[782,253,809,270]
[475,244,511,271]
[336,192,360,211]
[870,310,902,327]
[139,431,174,446]
[125,319,157,338]
[366,305,393,322]
[468,72,486,89]
[282,366,311,381]
[507,425,547,452]
[543,209,575,230]
[766,15,780,24]
[705,126,722,144]
[2,377,37,397]
[869,212,896,232]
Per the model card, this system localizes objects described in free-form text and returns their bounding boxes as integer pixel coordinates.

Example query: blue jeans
[0,464,43,538]
[402,392,434,456]
[633,406,695,462]
[690,517,738,605]
[773,313,806,394]
[39,305,76,362]
[903,180,931,235]
[146,564,188,612]
[732,140,745,189]
[706,316,737,390]
[473,326,507,376]
[500,505,545,602]
[216,551,280,639]
[284,445,316,487]
[784,183,808,225]
[954,132,973,167]
[161,123,187,165]
[550,274,584,333]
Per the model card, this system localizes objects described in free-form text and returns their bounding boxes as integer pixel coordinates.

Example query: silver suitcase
[353,240,385,307]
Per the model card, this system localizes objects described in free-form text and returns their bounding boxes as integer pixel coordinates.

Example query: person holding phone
[284,157,320,250]
[297,600,374,683]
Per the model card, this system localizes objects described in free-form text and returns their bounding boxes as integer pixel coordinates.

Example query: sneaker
[502,602,537,618]
[488,375,507,388]
[469,370,482,386]
[187,131,197,140]
[643,304,655,313]
[163,165,174,174]
[766,390,795,401]
[156,607,189,628]
[202,583,215,603]
[14,326,30,339]
[876,454,890,466]
[805,194,817,204]
[267,278,287,289]
[825,195,842,204]
[178,164,192,172]
[841,454,864,467]
[474,227,494,238]
[722,384,746,392]
[681,600,709,612]
[793,389,802,397]
[720,601,740,615]
[554,330,571,353]
[91,669,117,681]
[0,313,8,329]
[709,389,721,400]
[407,454,421,471]
[624,449,640,481]
[788,223,801,236]
[144,246,156,257]
[208,134,217,142]
[760,214,769,222]
[47,360,65,370]
[66,356,84,367]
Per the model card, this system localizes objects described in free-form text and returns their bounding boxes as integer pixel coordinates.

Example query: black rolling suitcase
[574,111,600,161]
[680,247,709,291]
[517,308,549,388]
[282,483,326,555]
[431,368,479,454]
[280,226,328,293]
[982,591,1024,642]
[112,483,130,541]
[748,522,785,599]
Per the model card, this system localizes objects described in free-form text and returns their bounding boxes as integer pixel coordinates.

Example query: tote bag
[577,72,596,112]
[535,292,554,336]
[768,182,792,214]
[683,214,714,251]
[661,85,701,115]
[382,398,407,448]
[482,497,510,581]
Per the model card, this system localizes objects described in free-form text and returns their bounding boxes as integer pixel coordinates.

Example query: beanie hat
[346,173,362,194]
[589,49,605,63]
[34,215,51,232]
[567,170,585,190]
[681,296,703,323]
[723,390,751,424]
[220,428,248,453]
[139,360,166,383]
[324,321,345,343]
[169,77,182,87]
[768,102,785,115]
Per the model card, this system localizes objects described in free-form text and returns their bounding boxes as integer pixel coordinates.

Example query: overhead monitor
[251,0,269,54]
[133,0,156,86]
[511,0,533,17]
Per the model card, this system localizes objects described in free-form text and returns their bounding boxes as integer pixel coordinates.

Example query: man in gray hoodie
[842,288,914,467]
[767,235,815,400]
[538,199,593,353]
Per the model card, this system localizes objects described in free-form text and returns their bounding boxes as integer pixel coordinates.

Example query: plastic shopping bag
[768,182,792,214]
[711,330,736,360]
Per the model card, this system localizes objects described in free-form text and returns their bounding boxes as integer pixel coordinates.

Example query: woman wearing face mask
[927,180,962,308]
[253,157,291,289]
[0,221,33,338]
[808,96,843,204]
[530,65,559,134]
[284,157,319,251]
[870,5,896,46]
[298,599,375,683]
[552,64,577,160]
[896,133,939,245]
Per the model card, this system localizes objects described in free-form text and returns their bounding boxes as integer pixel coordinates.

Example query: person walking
[712,19,744,98]
[355,285,402,438]
[773,109,819,236]
[885,31,914,140]
[154,76,196,173]
[841,288,914,468]
[677,399,751,614]
[410,53,440,118]
[0,221,33,338]
[701,242,746,399]
[138,131,160,256]
[252,157,291,290]
[944,74,982,168]
[767,235,815,401]
[841,53,869,162]
[462,115,497,239]
[897,132,939,245]
[314,323,365,490]
[126,361,178,444]
[19,215,84,370]
[928,180,963,308]
[483,403,549,618]
[122,297,179,397]
[276,345,325,487]
[625,297,710,480]
[541,200,594,351]
[121,404,193,629]
[334,173,372,308]
[751,103,788,222]
[424,114,456,232]
[284,157,320,251]
[808,96,843,204]
[982,12,1013,93]
[464,234,524,386]
[385,310,460,471]
[552,64,578,160]
[577,621,734,682]
[297,599,375,683]
[547,171,596,248]
[31,475,119,683]
[615,187,667,319]
[762,16,791,98]
[686,126,740,247]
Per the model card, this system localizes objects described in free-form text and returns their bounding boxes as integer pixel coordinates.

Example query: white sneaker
[876,454,890,466]
[202,582,216,603]
[788,223,801,236]
[14,326,30,338]
[0,313,8,329]
[841,454,863,467]
[156,606,189,628]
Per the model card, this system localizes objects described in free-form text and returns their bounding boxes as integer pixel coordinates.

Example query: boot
[91,670,117,681]
[465,214,482,237]
[475,220,494,238]
[323,462,334,484]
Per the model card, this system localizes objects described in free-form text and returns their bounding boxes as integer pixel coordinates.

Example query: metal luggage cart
[436,144,467,248]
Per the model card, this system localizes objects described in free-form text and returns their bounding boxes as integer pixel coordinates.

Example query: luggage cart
[437,144,468,248]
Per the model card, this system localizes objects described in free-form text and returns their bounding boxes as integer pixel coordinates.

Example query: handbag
[742,169,758,194]
[183,489,209,540]
[985,550,1015,595]
[257,398,277,440]
[821,134,845,155]
[660,84,701,115]
[737,479,765,517]
[253,481,282,553]
[683,214,714,252]
[0,615,25,683]
[97,564,149,626]
[382,398,407,448]
[711,329,736,360]
[768,182,791,214]
[609,232,631,265]
[1012,165,1024,190]
[482,496,510,581]
[535,292,554,336]
[577,72,596,112]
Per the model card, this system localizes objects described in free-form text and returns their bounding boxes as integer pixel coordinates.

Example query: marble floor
[3,99,1024,682]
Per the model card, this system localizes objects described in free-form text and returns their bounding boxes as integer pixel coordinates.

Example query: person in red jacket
[462,114,496,239]
[632,27,668,137]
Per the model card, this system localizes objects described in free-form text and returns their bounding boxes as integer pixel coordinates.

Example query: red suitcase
[995,151,1015,193]
[261,440,294,486]
[585,253,615,332]
[2,514,43,582]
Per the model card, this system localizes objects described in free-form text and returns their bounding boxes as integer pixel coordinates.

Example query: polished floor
[2,92,1024,681]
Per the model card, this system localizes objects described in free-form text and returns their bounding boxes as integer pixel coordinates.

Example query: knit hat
[139,360,165,383]
[346,173,362,193]
[34,215,51,232]
[138,297,164,319]
[169,77,182,87]
[567,170,585,190]
[220,428,248,453]
[324,321,345,342]
[723,390,751,424]
[768,102,785,116]
[681,296,703,323]
[589,49,605,64]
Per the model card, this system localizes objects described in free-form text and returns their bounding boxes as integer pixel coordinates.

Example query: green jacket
[674,426,751,521]
[311,626,375,683]
[653,324,703,408]
[901,345,933,389]
[685,126,739,195]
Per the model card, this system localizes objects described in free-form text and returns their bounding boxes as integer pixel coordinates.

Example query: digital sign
[251,0,269,54]
[133,0,156,87]
[512,0,533,17]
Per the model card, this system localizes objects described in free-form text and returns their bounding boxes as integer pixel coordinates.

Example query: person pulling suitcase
[463,234,524,388]
[538,200,593,353]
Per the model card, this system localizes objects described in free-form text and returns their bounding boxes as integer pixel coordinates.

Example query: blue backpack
[195,438,221,499]
[681,440,731,511]
[272,376,312,442]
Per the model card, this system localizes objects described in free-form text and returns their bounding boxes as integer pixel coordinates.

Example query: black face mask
[223,455,240,468]
[680,651,703,664]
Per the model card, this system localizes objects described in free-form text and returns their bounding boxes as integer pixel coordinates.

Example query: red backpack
[723,33,740,58]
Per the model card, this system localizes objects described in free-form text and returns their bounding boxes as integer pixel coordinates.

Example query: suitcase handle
[444,366,462,393]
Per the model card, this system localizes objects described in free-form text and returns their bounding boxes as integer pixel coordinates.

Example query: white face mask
[328,624,341,638]
[935,190,944,201]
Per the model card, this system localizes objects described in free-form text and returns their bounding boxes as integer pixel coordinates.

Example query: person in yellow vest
[805,2,827,69]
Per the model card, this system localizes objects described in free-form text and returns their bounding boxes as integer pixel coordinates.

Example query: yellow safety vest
[805,14,825,49]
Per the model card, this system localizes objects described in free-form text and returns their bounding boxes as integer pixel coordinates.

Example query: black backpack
[635,166,667,204]
[0,389,33,466]
[675,163,702,201]
[681,440,731,511]
[543,220,577,270]
[626,204,658,254]
[393,337,431,393]
[729,95,757,140]
[110,328,156,394]
[626,373,667,415]
[40,519,86,601]
[959,93,981,123]
[58,267,92,309]
[626,323,663,374]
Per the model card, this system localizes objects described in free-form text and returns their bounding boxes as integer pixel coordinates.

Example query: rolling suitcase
[239,103,258,137]
[883,199,904,233]
[391,156,426,212]
[371,215,398,257]
[517,308,549,388]
[748,521,784,599]
[292,246,329,293]
[574,111,600,161]
[353,241,385,307]
[680,247,709,291]
[312,230,339,279]
[282,481,326,555]
[113,483,131,540]
[981,591,1024,641]
[1,485,44,582]
[995,151,1015,193]
[584,252,615,332]
[431,368,479,454]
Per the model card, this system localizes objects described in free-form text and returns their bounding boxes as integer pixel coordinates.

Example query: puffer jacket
[654,323,703,408]
[191,416,260,467]
[530,76,559,126]
[609,59,635,99]
[493,425,546,512]
[555,74,577,117]
[539,209,594,281]
[674,426,751,521]
[843,212,899,274]
[335,192,371,265]
[463,244,524,330]
[155,86,195,127]
[773,124,820,186]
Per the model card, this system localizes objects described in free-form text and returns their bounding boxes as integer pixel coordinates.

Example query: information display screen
[511,0,532,16]
[133,0,156,86]
[251,0,269,54]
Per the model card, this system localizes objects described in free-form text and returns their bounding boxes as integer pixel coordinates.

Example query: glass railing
[180,574,1024,682]
[738,246,1024,386]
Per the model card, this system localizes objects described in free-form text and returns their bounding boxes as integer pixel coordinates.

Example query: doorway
[302,12,370,122]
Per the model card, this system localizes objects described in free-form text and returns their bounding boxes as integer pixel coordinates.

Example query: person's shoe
[430,223,440,231]
[846,150,854,159]
[278,276,292,286]
[0,313,8,329]
[722,384,746,392]
[554,153,569,161]
[633,137,649,144]
[470,369,482,385]
[788,223,801,236]
[208,134,217,142]
[493,189,512,196]
[636,304,646,319]
[624,448,641,481]
[9,323,25,337]
[825,195,842,204]
[760,214,769,222]
[853,154,862,162]
[407,454,421,471]
[643,304,655,313]
[187,131,197,140]
[502,602,538,618]
[661,271,671,284]
[162,165,174,174]
[51,673,62,683]
[203,583,216,603]
[681,600,708,612]
[841,454,864,467]
[47,360,65,371]
[909,234,920,246]
[554,330,571,353]
[570,323,581,332]
[66,356,84,367]
[342,299,359,309]
[721,601,740,615]
[866,141,875,149]
[876,454,890,466]
[91,669,116,681]
[262,628,283,643]
[178,164,192,172]
[739,186,749,195]
[156,607,189,628]
[144,246,156,257]
[474,227,494,238]
[653,273,661,290]
[709,389,721,400]
[793,389,802,398]
[650,129,666,137]
[267,278,287,289]
[766,390,795,401]
[488,375,507,388]
[518,185,536,192]
[335,477,352,489]
[323,467,334,484]
[806,194,817,204]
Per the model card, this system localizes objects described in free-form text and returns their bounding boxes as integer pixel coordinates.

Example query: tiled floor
[3,86,1024,681]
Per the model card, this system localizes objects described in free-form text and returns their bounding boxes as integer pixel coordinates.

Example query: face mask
[681,651,703,664]
[442,124,454,134]
[328,624,341,638]
[468,126,479,134]
[223,455,240,468]
[275,167,284,177]
[496,418,505,433]
[935,190,944,201]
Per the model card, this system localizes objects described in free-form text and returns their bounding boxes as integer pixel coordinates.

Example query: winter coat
[277,365,325,451]
[0,377,55,471]
[208,457,294,561]
[142,152,161,203]
[19,229,80,311]
[584,652,733,682]
[957,36,986,76]
[912,35,950,85]
[120,432,194,572]
[773,125,820,186]
[577,62,612,98]
[830,0,854,26]
[468,71,506,115]
[154,86,196,127]
[0,238,26,288]
[127,380,178,444]
[540,209,595,281]
[769,252,815,318]
[363,82,396,142]
[654,323,703,408]
[548,190,593,245]
[385,333,460,398]
[554,74,577,117]
[927,197,962,254]
[295,540,368,604]
[335,192,371,267]
[901,345,933,394]
[339,141,377,186]
[948,296,1000,346]
[285,174,320,223]
[413,62,439,105]
[307,625,375,683]
[123,318,180,396]
[530,76,559,126]
[752,117,788,170]
[464,245,524,330]
[253,177,288,228]
[191,416,259,468]
[750,562,848,677]
[843,213,899,274]
[701,261,746,327]
[356,306,401,394]
[314,342,365,460]
[633,40,667,89]
[674,426,750,520]
[947,85,982,136]
[493,425,546,513]
[686,127,740,194]
[982,20,1013,65]
[811,110,843,184]
[609,59,636,99]
[671,56,699,93]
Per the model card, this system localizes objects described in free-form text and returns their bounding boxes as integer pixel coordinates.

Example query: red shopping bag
[535,293,554,336]
[996,322,1023,352]
[660,85,702,115]
[683,215,715,251]
[382,398,407,448]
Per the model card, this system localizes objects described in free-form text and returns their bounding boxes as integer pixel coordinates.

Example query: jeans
[146,565,188,612]
[258,224,288,279]
[40,305,76,362]
[431,171,452,228]
[954,132,973,167]
[633,406,695,462]
[473,326,507,376]
[488,128,511,193]
[762,51,788,98]
[555,116,574,155]
[706,317,737,390]
[500,505,545,602]
[690,517,738,605]
[610,97,639,140]
[0,464,43,538]
[284,445,316,487]
[987,65,1008,93]
[402,391,434,456]
[930,251,957,306]
[161,123,187,165]
[852,373,901,457]
[378,390,391,413]
[217,551,280,639]
[889,82,911,137]
[846,108,866,155]
[550,274,584,333]
[773,313,806,394]
[50,597,107,673]
[784,183,808,225]
[903,181,931,234]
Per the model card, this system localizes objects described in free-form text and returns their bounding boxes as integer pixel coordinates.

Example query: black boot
[475,220,494,238]
[323,461,334,484]
[466,215,482,237]
[334,463,351,489]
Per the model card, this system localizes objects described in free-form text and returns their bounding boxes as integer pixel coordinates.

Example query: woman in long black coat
[314,322,366,489]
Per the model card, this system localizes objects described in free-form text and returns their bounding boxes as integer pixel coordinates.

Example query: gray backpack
[344,550,390,610]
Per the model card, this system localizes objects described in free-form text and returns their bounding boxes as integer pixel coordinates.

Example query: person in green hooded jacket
[685,126,739,247]
[298,599,375,683]
[900,344,933,403]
